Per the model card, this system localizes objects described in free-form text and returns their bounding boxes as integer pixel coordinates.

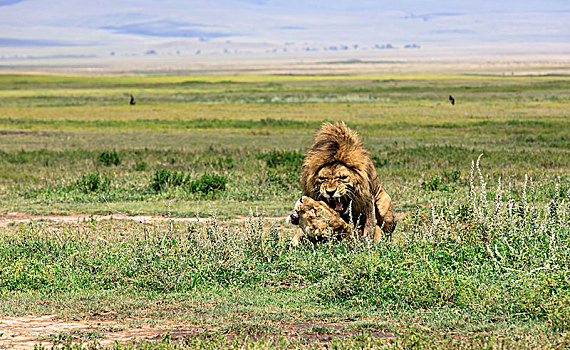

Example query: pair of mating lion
[288,122,396,245]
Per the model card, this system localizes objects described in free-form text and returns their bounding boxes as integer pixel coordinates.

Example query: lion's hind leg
[374,187,396,236]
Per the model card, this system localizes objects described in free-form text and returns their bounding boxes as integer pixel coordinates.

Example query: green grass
[0,141,566,218]
[1,172,568,348]
[0,72,569,348]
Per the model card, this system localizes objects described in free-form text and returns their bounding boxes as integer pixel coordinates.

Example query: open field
[0,70,569,348]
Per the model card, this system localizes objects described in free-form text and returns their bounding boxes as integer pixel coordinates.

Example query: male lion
[290,121,396,245]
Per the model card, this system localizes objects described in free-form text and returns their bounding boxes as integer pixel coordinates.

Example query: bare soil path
[0,315,173,349]
[0,212,289,228]
[0,315,392,348]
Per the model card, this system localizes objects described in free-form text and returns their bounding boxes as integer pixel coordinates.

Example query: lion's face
[291,196,350,240]
[315,163,355,214]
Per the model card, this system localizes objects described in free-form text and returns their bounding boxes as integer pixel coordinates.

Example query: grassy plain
[0,71,569,348]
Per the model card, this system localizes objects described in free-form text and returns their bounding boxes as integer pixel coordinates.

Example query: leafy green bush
[421,176,446,191]
[188,174,228,195]
[134,160,147,171]
[0,256,53,291]
[150,169,191,192]
[75,172,110,193]
[97,150,120,166]
[371,155,388,168]
[259,150,303,169]
[150,169,170,192]
[421,170,461,191]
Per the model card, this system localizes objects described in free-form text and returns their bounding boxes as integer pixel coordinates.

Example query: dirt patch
[0,212,206,228]
[0,315,173,349]
[0,316,392,348]
[0,212,290,228]
[0,131,47,136]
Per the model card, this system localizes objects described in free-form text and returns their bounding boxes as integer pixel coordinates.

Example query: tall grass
[1,160,568,333]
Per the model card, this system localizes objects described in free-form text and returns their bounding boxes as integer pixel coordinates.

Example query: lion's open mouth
[327,197,346,212]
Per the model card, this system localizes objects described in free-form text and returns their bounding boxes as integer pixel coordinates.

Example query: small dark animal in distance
[449,95,455,105]
[130,95,136,105]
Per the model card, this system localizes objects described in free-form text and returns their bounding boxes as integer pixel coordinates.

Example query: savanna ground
[0,66,569,348]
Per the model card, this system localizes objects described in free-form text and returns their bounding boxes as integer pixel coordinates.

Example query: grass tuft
[98,150,121,166]
[75,173,111,193]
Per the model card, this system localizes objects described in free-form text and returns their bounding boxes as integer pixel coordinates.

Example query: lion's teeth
[335,199,343,211]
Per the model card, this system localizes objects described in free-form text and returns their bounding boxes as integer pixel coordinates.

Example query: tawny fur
[296,121,396,244]
[292,196,351,243]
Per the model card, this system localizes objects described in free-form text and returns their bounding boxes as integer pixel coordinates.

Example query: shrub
[134,160,147,171]
[97,150,120,166]
[421,176,446,191]
[371,155,388,168]
[188,174,228,195]
[150,169,170,192]
[0,256,53,291]
[75,173,110,193]
[259,150,303,169]
[150,169,191,192]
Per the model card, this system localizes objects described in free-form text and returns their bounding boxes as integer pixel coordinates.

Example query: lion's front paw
[286,197,304,226]
[287,212,300,225]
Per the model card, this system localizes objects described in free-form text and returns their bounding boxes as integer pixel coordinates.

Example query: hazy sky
[0,0,568,58]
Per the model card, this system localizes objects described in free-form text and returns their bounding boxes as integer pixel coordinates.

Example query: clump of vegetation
[75,172,110,193]
[97,150,120,166]
[134,160,148,171]
[210,156,234,169]
[421,176,445,191]
[188,174,228,195]
[371,155,388,168]
[259,150,304,170]
[150,170,227,196]
[265,171,298,191]
[421,170,462,191]
[150,169,191,192]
